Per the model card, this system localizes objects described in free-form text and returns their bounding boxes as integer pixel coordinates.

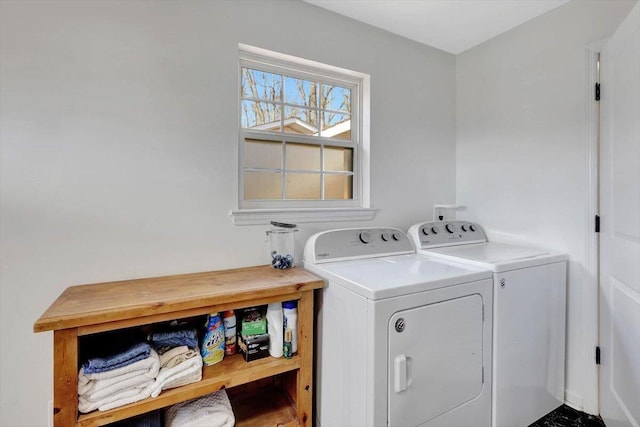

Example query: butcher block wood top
[34,265,323,333]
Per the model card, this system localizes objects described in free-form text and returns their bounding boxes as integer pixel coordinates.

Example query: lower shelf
[228,380,299,427]
[77,354,301,426]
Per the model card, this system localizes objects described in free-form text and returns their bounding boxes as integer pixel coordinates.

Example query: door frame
[583,41,607,416]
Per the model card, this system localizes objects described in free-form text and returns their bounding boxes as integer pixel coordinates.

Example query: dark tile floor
[529,405,606,427]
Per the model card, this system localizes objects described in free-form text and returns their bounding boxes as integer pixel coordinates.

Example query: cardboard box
[237,332,269,362]
[239,306,267,336]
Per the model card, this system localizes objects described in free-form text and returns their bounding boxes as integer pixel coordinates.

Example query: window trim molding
[230,207,378,226]
[234,44,371,224]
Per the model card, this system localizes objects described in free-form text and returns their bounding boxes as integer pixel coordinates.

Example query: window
[232,45,374,225]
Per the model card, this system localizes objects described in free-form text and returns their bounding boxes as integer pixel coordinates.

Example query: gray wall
[0,1,455,425]
[456,0,637,413]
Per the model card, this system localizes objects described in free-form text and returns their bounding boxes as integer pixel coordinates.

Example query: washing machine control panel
[304,227,414,263]
[408,221,487,250]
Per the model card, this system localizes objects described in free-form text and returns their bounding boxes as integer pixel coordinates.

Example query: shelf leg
[53,328,78,427]
[297,290,313,426]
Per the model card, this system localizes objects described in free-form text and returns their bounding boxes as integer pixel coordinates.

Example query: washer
[408,220,567,427]
[303,227,493,427]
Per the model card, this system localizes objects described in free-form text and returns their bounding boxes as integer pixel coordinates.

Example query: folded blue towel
[82,342,151,374]
[149,329,198,349]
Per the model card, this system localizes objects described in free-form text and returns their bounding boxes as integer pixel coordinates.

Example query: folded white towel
[159,346,198,369]
[77,350,159,413]
[98,385,152,412]
[78,380,153,413]
[164,389,235,427]
[149,355,203,398]
[79,371,155,402]
[79,349,160,383]
[162,365,202,390]
[78,368,143,396]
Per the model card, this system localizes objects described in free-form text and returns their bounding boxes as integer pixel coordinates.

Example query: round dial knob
[392,232,401,241]
[461,224,468,232]
[381,232,390,241]
[445,223,456,233]
[422,227,429,236]
[469,224,476,232]
[359,231,372,244]
[431,226,440,234]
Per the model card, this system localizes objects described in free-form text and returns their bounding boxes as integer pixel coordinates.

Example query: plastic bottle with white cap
[266,303,284,357]
[283,300,298,354]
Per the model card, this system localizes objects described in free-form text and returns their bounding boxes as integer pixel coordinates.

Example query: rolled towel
[82,343,151,374]
[148,355,203,398]
[164,390,235,427]
[78,349,160,391]
[149,330,198,349]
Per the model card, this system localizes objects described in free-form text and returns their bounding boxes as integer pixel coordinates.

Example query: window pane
[324,146,353,172]
[238,54,363,208]
[241,68,281,101]
[321,84,351,113]
[284,76,318,108]
[283,106,318,135]
[324,174,353,200]
[245,139,282,169]
[286,173,320,199]
[245,171,282,200]
[321,112,351,140]
[241,100,281,130]
[286,143,320,171]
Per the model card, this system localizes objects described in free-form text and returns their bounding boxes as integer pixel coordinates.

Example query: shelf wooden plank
[34,265,323,332]
[296,290,313,426]
[76,294,298,336]
[53,329,79,427]
[77,354,301,427]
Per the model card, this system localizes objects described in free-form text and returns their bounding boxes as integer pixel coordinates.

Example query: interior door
[599,3,640,427]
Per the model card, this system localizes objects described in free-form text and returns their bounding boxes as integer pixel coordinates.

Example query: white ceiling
[302,0,571,54]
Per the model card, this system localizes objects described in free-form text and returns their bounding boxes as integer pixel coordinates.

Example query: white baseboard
[564,390,584,412]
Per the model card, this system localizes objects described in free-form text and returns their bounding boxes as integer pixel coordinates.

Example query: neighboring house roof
[320,119,350,138]
[251,117,351,139]
[252,117,318,134]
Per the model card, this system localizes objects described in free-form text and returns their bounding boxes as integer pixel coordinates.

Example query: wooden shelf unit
[34,265,323,427]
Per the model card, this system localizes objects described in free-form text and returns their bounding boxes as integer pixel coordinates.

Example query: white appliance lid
[426,242,550,263]
[308,253,491,300]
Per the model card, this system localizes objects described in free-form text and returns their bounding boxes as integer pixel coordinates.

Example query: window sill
[230,207,378,226]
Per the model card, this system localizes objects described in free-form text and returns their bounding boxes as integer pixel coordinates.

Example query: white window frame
[231,44,375,225]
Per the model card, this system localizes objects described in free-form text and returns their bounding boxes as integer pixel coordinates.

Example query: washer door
[388,294,484,426]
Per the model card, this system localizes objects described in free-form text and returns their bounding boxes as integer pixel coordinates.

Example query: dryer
[303,227,493,427]
[408,221,567,427]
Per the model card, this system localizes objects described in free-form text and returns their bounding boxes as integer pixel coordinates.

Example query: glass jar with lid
[265,221,298,269]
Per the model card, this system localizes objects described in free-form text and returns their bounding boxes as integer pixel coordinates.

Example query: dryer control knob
[359,231,372,244]
[422,227,429,236]
[381,232,390,242]
[445,223,456,233]
[431,226,440,234]
[469,224,476,232]
[461,224,468,232]
[392,232,401,241]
